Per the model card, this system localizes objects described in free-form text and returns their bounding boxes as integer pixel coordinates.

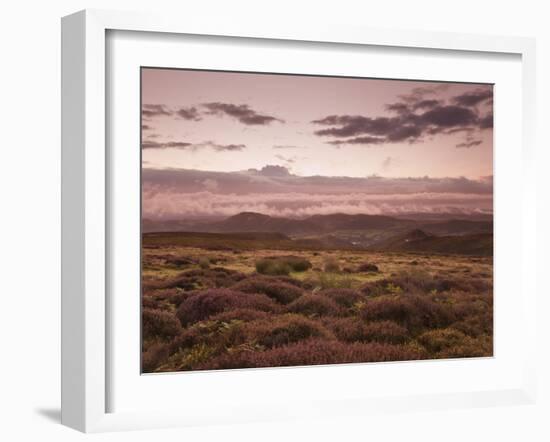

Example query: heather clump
[176,289,279,326]
[232,277,304,304]
[319,288,364,308]
[286,293,344,317]
[359,294,456,332]
[142,308,181,340]
[240,314,333,348]
[357,263,379,273]
[324,317,409,344]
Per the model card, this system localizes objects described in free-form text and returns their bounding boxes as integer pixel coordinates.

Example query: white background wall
[0,1,547,440]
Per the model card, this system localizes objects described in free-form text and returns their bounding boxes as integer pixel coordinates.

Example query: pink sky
[141,68,493,219]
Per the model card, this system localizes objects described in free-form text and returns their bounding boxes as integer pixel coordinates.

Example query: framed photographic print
[61,9,538,432]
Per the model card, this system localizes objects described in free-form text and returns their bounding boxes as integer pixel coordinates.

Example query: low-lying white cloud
[142,167,492,219]
[142,189,492,219]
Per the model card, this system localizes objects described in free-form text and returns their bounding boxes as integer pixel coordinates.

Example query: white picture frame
[61,9,538,433]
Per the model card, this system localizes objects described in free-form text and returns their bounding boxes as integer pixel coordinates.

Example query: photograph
[140,67,494,373]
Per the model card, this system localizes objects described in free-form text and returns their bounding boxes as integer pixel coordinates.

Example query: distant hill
[419,219,493,236]
[208,212,320,236]
[143,212,417,235]
[145,212,416,236]
[369,229,493,256]
[142,212,493,255]
[306,213,414,232]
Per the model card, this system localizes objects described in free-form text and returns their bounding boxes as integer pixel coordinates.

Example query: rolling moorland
[141,212,493,372]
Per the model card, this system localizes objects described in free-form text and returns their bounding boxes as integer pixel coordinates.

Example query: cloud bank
[142,167,493,219]
[142,189,492,220]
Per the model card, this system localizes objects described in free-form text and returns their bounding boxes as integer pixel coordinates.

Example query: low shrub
[319,288,364,308]
[437,335,492,358]
[208,308,271,323]
[386,269,435,292]
[198,257,211,269]
[162,341,220,372]
[162,268,247,291]
[255,255,312,275]
[417,328,468,353]
[241,314,333,348]
[451,312,493,337]
[324,317,409,344]
[176,289,279,326]
[279,255,313,272]
[157,272,201,291]
[357,263,379,273]
[170,320,237,354]
[142,340,170,373]
[142,297,159,309]
[232,277,304,304]
[142,308,181,340]
[323,256,340,273]
[359,295,456,332]
[255,258,291,276]
[361,270,491,297]
[322,317,366,342]
[286,293,343,317]
[167,290,197,308]
[165,256,194,268]
[362,320,410,344]
[194,338,427,370]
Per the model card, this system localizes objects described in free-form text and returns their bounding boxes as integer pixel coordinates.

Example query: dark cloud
[478,113,493,129]
[141,140,246,151]
[398,84,450,103]
[312,86,492,147]
[209,142,246,152]
[456,139,483,148]
[327,136,385,146]
[452,89,493,107]
[412,99,441,111]
[203,102,284,125]
[142,104,172,118]
[385,99,440,115]
[141,141,193,149]
[313,115,394,138]
[417,105,478,128]
[176,107,202,121]
[142,102,284,126]
[385,103,409,114]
